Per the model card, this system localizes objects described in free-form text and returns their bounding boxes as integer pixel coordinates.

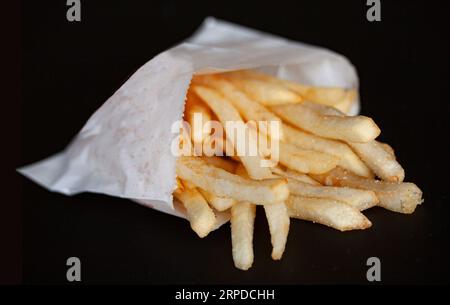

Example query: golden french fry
[194,80,337,174]
[177,157,289,205]
[197,188,236,211]
[176,177,184,191]
[174,187,216,238]
[317,167,422,214]
[193,74,284,140]
[287,196,372,231]
[181,179,197,190]
[378,141,395,156]
[193,85,273,180]
[279,141,339,174]
[286,178,378,211]
[301,102,404,182]
[212,209,231,231]
[235,164,290,260]
[284,82,352,108]
[333,90,357,114]
[185,90,212,145]
[201,156,237,173]
[263,203,290,260]
[349,141,405,182]
[271,103,380,143]
[283,124,373,177]
[223,75,302,106]
[225,70,356,110]
[173,70,422,271]
[231,201,256,270]
[271,166,321,185]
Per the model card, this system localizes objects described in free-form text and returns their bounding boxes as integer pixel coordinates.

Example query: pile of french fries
[175,70,423,270]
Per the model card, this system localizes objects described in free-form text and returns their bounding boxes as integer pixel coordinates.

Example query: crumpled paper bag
[19,17,359,222]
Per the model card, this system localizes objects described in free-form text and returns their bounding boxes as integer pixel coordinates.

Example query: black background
[12,0,450,284]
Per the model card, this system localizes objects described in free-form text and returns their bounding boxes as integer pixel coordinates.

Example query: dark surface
[19,0,449,284]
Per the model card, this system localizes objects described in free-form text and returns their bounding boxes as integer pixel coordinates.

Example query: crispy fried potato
[263,203,290,260]
[286,196,372,231]
[271,166,321,185]
[177,157,289,205]
[231,201,256,270]
[223,75,302,106]
[349,141,405,182]
[174,186,216,238]
[181,179,197,190]
[212,209,231,230]
[225,70,356,111]
[201,156,237,173]
[278,141,338,174]
[194,79,337,174]
[193,74,284,140]
[193,85,273,180]
[271,103,380,143]
[176,177,184,191]
[286,178,378,211]
[283,124,373,177]
[184,90,212,146]
[316,167,423,214]
[198,188,236,211]
[235,164,290,260]
[177,70,422,270]
[333,90,357,113]
[378,141,395,156]
[301,102,404,182]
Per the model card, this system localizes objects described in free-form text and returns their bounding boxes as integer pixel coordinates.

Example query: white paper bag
[19,17,359,220]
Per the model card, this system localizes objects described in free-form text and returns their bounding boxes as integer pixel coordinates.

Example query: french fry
[349,141,405,182]
[193,74,284,140]
[263,203,290,260]
[193,85,273,180]
[176,177,184,191]
[177,157,289,205]
[177,70,423,270]
[201,156,237,173]
[271,103,380,143]
[225,70,356,111]
[278,141,338,174]
[286,196,372,231]
[193,83,363,175]
[333,90,357,113]
[283,124,373,177]
[236,164,289,260]
[301,101,405,181]
[181,179,197,190]
[271,166,321,185]
[316,167,422,214]
[286,178,378,211]
[195,79,338,174]
[231,201,256,270]
[174,186,216,238]
[184,90,212,145]
[198,188,236,211]
[378,141,395,156]
[223,75,302,106]
[213,209,231,230]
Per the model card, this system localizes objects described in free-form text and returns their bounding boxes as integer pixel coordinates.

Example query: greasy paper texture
[19,17,359,220]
